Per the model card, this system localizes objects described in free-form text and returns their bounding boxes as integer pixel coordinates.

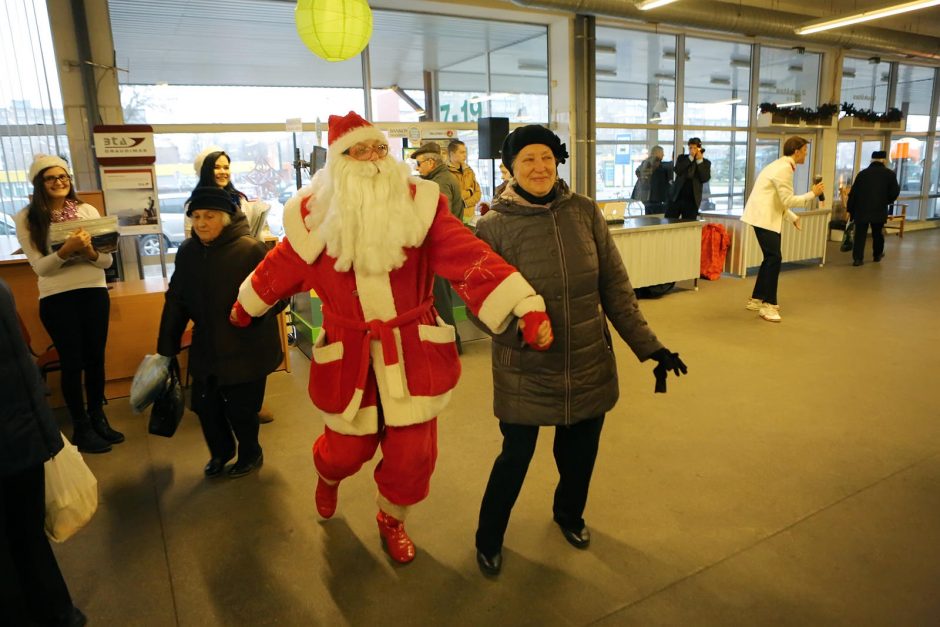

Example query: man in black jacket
[412,141,464,352]
[667,137,711,220]
[847,150,901,266]
[0,279,86,626]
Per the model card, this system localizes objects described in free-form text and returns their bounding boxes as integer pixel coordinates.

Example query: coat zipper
[549,209,571,425]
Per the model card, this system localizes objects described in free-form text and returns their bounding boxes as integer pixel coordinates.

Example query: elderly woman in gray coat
[472,125,687,576]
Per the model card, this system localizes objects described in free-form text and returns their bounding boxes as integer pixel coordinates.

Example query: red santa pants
[313,418,438,507]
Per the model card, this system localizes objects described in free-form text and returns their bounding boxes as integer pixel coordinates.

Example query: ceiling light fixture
[517,61,548,72]
[596,43,617,54]
[597,67,618,77]
[653,72,676,81]
[842,68,857,78]
[637,0,680,9]
[652,96,669,113]
[796,0,940,35]
[759,80,777,88]
[729,58,750,69]
[712,98,742,106]
[649,115,663,122]
[788,64,804,73]
[777,101,803,107]
[710,76,731,85]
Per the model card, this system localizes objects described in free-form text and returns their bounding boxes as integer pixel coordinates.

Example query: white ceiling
[109,0,548,92]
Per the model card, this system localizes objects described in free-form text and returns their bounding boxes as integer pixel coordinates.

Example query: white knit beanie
[28,154,71,182]
[193,145,225,174]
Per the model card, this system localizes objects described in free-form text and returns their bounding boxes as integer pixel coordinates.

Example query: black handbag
[840,220,855,253]
[148,358,184,438]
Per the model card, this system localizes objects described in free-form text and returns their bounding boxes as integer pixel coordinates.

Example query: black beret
[501,125,568,174]
[871,150,887,159]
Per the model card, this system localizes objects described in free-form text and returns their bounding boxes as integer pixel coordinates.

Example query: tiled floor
[54,230,940,626]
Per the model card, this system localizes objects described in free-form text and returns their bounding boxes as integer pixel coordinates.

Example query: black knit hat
[871,150,887,160]
[185,186,238,216]
[501,125,568,175]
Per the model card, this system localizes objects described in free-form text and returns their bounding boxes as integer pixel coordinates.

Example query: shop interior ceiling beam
[510,0,940,60]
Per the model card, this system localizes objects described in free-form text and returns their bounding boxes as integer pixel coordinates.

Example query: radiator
[609,222,703,288]
[700,210,831,277]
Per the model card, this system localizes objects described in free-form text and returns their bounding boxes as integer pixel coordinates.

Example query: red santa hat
[327,111,387,159]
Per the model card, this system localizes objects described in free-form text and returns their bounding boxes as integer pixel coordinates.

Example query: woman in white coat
[740,136,824,323]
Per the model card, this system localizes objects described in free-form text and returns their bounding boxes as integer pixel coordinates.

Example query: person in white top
[740,136,825,322]
[15,155,120,453]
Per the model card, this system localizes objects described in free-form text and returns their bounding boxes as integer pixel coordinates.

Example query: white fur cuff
[238,273,272,316]
[512,295,546,317]
[476,272,537,333]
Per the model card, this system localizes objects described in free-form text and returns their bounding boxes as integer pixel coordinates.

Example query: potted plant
[757,102,839,127]
[838,104,905,131]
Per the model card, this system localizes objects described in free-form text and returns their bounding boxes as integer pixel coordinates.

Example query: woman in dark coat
[472,125,688,576]
[157,187,282,478]
[0,279,86,626]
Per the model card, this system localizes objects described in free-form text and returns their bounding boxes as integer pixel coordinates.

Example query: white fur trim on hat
[328,126,388,161]
[28,155,70,182]
[193,145,225,174]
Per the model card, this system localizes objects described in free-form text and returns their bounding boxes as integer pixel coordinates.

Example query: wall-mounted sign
[93,125,156,164]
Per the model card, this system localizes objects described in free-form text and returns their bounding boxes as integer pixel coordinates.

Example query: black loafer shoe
[852,259,864,266]
[476,550,502,576]
[557,522,591,549]
[204,456,233,477]
[227,453,264,478]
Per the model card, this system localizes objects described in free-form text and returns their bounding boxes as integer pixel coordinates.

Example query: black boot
[72,416,112,454]
[89,406,125,443]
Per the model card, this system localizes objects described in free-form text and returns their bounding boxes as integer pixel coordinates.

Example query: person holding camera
[666,138,711,220]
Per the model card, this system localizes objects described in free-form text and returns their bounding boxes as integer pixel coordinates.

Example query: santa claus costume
[231,112,551,564]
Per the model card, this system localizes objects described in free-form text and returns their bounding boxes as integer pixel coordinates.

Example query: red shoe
[376,510,416,564]
[315,477,338,519]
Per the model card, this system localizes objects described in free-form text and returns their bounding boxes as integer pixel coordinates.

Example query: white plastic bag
[130,353,172,414]
[44,434,98,543]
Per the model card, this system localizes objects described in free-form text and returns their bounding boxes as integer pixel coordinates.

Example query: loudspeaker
[478,117,510,159]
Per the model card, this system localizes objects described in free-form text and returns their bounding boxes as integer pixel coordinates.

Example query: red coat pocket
[403,318,461,397]
[307,330,358,414]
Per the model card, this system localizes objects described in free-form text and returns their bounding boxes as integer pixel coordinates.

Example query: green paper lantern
[295,0,373,63]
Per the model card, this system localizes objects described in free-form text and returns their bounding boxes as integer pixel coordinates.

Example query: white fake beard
[307,157,424,275]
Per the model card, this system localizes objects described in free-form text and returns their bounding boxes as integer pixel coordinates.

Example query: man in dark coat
[412,141,465,351]
[667,137,711,220]
[847,150,901,266]
[0,279,86,626]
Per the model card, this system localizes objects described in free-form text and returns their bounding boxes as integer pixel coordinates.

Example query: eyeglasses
[415,157,433,166]
[347,143,389,159]
[43,174,71,184]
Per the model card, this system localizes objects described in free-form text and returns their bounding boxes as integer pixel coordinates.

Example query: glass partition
[841,58,890,113]
[595,29,677,126]
[683,37,751,127]
[757,46,821,109]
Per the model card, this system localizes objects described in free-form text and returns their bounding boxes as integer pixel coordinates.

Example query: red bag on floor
[700,223,730,280]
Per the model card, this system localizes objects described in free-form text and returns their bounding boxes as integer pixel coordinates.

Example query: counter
[608,216,704,289]
[700,209,832,277]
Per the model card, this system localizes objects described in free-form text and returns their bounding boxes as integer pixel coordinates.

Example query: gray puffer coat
[474,180,663,426]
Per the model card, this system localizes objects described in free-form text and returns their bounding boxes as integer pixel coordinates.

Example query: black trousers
[643,200,666,215]
[191,376,266,462]
[39,287,110,424]
[0,464,74,626]
[475,415,605,556]
[664,203,699,220]
[751,226,782,305]
[852,220,885,262]
[432,275,461,348]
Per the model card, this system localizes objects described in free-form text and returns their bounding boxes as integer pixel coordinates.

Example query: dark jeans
[191,376,266,463]
[0,464,74,626]
[39,287,110,424]
[432,276,461,349]
[853,221,885,262]
[751,226,782,305]
[476,415,605,556]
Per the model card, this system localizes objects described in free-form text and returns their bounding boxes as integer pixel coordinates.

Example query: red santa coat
[237,177,544,436]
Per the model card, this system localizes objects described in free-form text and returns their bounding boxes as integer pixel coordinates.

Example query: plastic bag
[840,220,855,253]
[130,354,172,414]
[44,434,98,543]
[149,358,184,438]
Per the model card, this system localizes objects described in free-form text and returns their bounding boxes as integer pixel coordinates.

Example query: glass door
[754,136,780,178]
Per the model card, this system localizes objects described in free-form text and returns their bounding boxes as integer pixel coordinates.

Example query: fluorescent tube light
[712,98,742,105]
[710,76,731,85]
[729,58,750,68]
[653,72,676,81]
[788,64,804,72]
[842,68,857,78]
[777,101,803,107]
[796,0,940,35]
[596,43,617,54]
[637,0,680,9]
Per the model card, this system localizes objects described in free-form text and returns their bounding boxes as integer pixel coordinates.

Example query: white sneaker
[759,303,781,322]
[745,298,763,311]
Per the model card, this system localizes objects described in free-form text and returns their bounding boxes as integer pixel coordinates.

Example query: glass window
[835,140,856,209]
[595,129,675,204]
[595,28,677,126]
[893,64,935,133]
[757,46,820,110]
[1,0,70,246]
[929,138,940,219]
[755,138,780,178]
[891,136,927,195]
[683,37,751,127]
[841,58,890,113]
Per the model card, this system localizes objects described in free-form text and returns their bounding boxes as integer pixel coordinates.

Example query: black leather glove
[649,347,688,394]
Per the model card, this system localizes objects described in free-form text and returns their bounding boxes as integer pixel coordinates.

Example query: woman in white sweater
[15,155,120,453]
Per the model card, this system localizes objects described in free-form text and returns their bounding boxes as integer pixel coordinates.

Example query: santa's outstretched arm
[231,238,311,326]
[424,195,548,338]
